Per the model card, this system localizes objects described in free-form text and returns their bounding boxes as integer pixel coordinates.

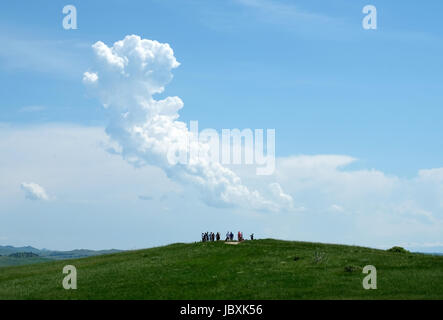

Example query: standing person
[230,232,234,241]
[226,231,230,241]
[250,233,254,240]
[202,233,205,242]
[216,232,220,241]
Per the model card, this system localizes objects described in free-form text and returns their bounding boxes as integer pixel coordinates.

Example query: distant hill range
[7,252,40,258]
[0,245,122,267]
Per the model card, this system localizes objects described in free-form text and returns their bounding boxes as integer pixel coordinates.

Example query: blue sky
[1,0,443,252]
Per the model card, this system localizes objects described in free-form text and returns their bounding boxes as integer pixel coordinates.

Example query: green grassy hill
[0,239,442,300]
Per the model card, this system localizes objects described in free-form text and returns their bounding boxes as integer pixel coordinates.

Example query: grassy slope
[0,239,442,300]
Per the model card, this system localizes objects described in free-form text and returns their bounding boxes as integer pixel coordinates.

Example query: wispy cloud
[19,105,46,113]
[234,0,337,26]
[2,124,443,250]
[138,195,154,201]
[0,27,88,78]
[234,0,443,44]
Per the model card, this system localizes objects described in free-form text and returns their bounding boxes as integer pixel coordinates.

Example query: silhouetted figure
[216,232,220,241]
[250,233,254,240]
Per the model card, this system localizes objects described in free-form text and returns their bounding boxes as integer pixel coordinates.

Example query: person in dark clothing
[250,233,254,240]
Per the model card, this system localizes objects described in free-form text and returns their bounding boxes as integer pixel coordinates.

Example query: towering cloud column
[83,35,292,211]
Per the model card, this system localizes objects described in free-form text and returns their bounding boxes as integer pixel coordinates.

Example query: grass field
[0,239,442,300]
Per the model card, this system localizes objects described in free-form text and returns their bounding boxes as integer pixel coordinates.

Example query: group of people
[201,232,221,242]
[201,231,254,242]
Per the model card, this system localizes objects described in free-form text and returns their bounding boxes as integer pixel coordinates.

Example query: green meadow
[0,239,442,300]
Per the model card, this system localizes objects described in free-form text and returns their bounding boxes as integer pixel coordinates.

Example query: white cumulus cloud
[20,182,49,201]
[83,35,292,212]
[82,71,98,84]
